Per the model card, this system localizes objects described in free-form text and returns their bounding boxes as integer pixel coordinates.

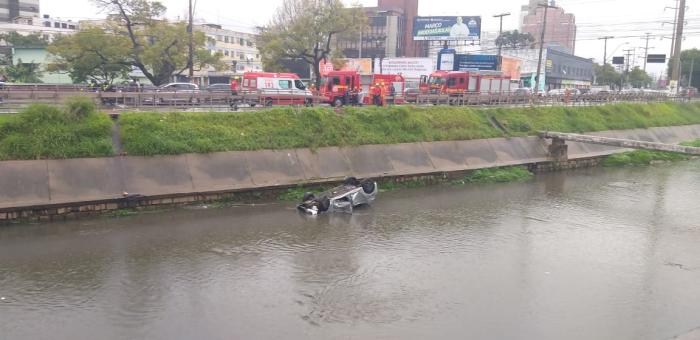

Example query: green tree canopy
[627,66,653,88]
[0,32,47,47]
[47,28,132,85]
[3,58,43,83]
[86,0,225,85]
[495,30,535,50]
[257,0,366,87]
[593,63,621,87]
[679,49,700,88]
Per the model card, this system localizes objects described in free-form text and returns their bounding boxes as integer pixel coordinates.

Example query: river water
[1,163,700,340]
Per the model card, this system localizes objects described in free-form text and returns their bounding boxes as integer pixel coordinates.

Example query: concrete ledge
[2,124,700,215]
[0,160,50,209]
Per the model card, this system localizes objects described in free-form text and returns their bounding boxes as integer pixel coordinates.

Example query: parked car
[404,87,420,102]
[153,83,200,104]
[206,83,232,93]
[512,87,532,96]
[297,177,377,215]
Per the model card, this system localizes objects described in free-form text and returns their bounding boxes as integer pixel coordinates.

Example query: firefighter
[371,82,382,106]
[230,76,239,96]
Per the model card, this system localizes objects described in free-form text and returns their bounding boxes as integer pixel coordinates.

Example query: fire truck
[418,70,512,95]
[317,70,406,106]
[238,72,313,106]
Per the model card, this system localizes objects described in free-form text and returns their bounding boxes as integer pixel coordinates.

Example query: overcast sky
[43,0,700,78]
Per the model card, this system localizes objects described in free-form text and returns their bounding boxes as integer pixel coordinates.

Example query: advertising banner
[438,49,456,71]
[501,56,522,80]
[373,58,434,78]
[457,54,500,71]
[318,58,373,76]
[413,16,481,41]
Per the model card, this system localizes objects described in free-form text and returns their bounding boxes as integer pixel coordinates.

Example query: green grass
[118,103,700,156]
[277,185,330,201]
[452,166,534,184]
[0,97,113,160]
[602,138,700,167]
[0,115,17,127]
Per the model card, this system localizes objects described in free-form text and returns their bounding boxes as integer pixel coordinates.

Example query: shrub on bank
[0,97,113,160]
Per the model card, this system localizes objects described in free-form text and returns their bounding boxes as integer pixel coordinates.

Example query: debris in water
[526,216,550,222]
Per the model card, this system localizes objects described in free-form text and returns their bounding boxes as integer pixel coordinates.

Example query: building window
[239,38,244,45]
[224,50,229,56]
[54,22,60,28]
[224,36,229,43]
[43,21,50,27]
[68,25,75,30]
[61,23,67,28]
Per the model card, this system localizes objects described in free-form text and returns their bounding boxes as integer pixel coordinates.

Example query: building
[0,0,39,22]
[194,23,262,84]
[0,15,78,45]
[508,47,592,91]
[11,46,72,83]
[520,0,576,54]
[335,0,425,63]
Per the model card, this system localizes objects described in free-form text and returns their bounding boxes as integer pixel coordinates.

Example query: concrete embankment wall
[2,124,700,221]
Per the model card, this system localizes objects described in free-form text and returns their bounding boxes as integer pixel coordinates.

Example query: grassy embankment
[601,139,700,167]
[0,97,113,160]
[119,102,700,156]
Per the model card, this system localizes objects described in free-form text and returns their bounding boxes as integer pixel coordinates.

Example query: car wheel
[361,180,376,194]
[265,98,273,107]
[317,196,330,212]
[333,98,343,107]
[302,192,315,202]
[343,177,359,186]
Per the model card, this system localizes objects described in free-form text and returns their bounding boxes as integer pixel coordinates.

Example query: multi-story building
[0,0,39,22]
[0,14,78,44]
[335,0,426,62]
[520,0,576,54]
[196,23,261,72]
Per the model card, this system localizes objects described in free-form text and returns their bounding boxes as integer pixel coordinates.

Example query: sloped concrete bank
[2,124,700,222]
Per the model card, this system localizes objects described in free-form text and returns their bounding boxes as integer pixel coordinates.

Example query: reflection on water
[1,163,700,340]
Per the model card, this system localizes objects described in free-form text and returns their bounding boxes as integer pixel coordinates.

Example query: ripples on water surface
[1,163,700,339]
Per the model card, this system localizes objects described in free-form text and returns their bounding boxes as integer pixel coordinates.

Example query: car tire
[343,177,359,186]
[317,196,330,212]
[265,98,273,107]
[302,192,315,202]
[361,180,376,194]
[333,98,343,107]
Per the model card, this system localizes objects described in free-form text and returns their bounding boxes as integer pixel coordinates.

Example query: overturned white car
[297,177,377,214]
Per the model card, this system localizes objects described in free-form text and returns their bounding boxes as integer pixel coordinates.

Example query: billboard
[457,55,500,71]
[413,16,481,41]
[318,58,373,76]
[501,57,522,80]
[374,58,434,78]
[612,56,625,65]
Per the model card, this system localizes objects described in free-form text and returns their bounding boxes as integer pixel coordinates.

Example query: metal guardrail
[0,87,695,113]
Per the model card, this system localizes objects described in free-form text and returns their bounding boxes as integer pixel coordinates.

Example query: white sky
[44,0,700,79]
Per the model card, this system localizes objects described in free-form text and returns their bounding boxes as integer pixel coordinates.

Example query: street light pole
[188,0,194,81]
[493,12,511,57]
[534,1,556,94]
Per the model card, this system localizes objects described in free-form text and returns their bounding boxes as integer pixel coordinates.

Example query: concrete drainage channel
[2,124,700,223]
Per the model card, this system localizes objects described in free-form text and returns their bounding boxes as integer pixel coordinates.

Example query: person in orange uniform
[230,77,239,96]
[371,82,382,106]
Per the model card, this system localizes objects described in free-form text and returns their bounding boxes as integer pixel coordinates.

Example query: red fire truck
[317,71,406,106]
[238,72,313,106]
[419,70,512,95]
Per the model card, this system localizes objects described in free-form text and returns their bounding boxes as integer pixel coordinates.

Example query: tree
[678,48,700,88]
[47,28,132,85]
[495,30,535,50]
[90,0,225,85]
[3,59,43,83]
[627,66,652,88]
[257,0,366,88]
[593,63,621,87]
[0,32,48,47]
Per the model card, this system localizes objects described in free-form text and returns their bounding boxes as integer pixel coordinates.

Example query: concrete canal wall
[2,124,700,222]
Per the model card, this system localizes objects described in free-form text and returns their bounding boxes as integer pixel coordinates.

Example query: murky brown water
[2,163,700,340]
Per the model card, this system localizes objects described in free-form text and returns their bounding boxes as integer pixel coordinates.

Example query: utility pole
[623,48,635,88]
[689,57,695,89]
[599,36,614,65]
[493,12,511,57]
[670,0,686,92]
[641,33,652,71]
[188,0,194,81]
[534,1,556,94]
[667,0,680,79]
